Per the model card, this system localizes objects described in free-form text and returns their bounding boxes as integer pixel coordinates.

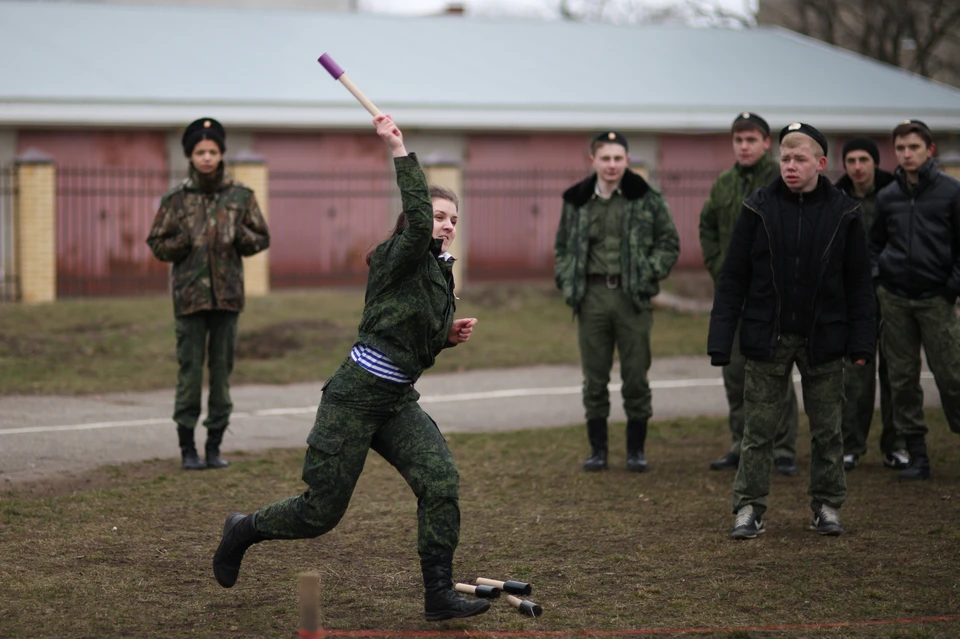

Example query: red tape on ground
[308,614,960,637]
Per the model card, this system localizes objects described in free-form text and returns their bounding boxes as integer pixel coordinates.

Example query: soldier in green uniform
[147,118,270,471]
[709,123,875,539]
[212,115,490,623]
[833,138,906,471]
[870,120,960,481]
[700,113,800,476]
[555,131,680,473]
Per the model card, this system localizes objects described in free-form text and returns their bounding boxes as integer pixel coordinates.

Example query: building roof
[2,1,960,132]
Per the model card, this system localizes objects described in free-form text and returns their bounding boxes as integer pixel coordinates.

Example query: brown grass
[2,411,959,638]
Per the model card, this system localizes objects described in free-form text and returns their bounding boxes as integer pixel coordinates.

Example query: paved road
[0,356,939,484]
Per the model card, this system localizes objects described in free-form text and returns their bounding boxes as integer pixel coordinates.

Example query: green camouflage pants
[733,334,846,516]
[842,302,900,456]
[877,286,960,437]
[723,325,799,459]
[577,282,653,422]
[255,358,460,557]
[173,310,238,431]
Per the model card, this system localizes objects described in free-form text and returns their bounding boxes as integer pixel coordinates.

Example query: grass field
[0,282,710,396]
[2,412,959,639]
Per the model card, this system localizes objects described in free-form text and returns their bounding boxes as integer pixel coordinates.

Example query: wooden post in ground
[298,572,321,638]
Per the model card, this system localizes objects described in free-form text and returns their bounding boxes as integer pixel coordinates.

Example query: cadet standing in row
[147,118,270,471]
[699,113,800,476]
[554,131,680,473]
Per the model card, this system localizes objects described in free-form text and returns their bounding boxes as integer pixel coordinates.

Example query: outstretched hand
[374,115,407,158]
[449,318,478,345]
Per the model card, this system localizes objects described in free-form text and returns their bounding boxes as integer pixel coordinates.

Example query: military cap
[732,112,770,137]
[182,117,226,157]
[842,137,880,164]
[591,130,628,152]
[892,119,934,141]
[779,122,828,156]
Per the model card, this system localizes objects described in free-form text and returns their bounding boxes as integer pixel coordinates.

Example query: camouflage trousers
[842,302,900,456]
[877,286,960,437]
[577,283,653,422]
[173,310,238,431]
[723,324,799,459]
[733,334,846,516]
[255,358,460,557]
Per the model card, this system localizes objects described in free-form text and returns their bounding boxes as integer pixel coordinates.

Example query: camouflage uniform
[835,170,900,459]
[255,155,463,559]
[700,153,799,461]
[147,164,270,433]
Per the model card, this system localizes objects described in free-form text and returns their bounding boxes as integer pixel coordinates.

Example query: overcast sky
[359,0,755,22]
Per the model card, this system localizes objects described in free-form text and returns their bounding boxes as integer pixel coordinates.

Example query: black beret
[732,112,770,137]
[893,119,933,138]
[182,117,226,157]
[779,122,828,156]
[591,131,628,152]
[842,137,880,164]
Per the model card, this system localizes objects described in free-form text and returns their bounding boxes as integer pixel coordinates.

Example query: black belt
[588,274,620,289]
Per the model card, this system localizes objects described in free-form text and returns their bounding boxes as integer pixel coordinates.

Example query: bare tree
[758,0,960,86]
[557,0,754,27]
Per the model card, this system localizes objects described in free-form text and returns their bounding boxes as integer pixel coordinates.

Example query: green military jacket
[356,154,456,382]
[834,168,896,236]
[698,153,778,281]
[554,169,680,312]
[146,164,270,317]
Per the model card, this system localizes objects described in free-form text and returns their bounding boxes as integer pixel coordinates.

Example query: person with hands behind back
[708,123,875,541]
[212,115,490,622]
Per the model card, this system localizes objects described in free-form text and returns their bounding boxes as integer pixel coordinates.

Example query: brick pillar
[630,160,650,180]
[940,153,960,180]
[423,154,465,290]
[229,151,270,297]
[14,148,56,303]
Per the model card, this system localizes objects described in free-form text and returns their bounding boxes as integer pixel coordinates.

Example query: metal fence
[0,164,17,302]
[57,167,173,297]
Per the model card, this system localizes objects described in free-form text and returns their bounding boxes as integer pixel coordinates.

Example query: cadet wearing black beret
[732,112,771,137]
[182,117,227,157]
[590,130,628,152]
[779,122,828,156]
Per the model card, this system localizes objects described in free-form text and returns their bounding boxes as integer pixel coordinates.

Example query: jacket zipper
[744,202,781,347]
[808,201,860,356]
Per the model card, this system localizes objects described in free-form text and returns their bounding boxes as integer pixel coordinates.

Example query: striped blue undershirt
[350,344,413,384]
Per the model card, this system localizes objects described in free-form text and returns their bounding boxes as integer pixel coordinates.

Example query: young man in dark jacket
[870,120,960,481]
[700,112,800,476]
[834,138,905,472]
[708,123,875,540]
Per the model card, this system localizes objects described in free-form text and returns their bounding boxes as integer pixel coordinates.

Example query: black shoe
[709,451,739,471]
[583,449,608,471]
[809,504,844,535]
[213,512,265,588]
[842,454,859,471]
[730,505,765,540]
[883,449,910,470]
[177,426,206,471]
[774,457,798,477]
[421,552,491,622]
[899,455,931,481]
[205,428,230,469]
[626,451,648,472]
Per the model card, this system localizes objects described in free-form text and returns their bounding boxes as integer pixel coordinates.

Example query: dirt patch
[236,319,349,359]
[0,459,182,500]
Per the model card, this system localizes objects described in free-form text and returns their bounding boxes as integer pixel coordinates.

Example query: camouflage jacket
[146,164,270,317]
[554,169,680,312]
[699,153,778,281]
[834,168,895,236]
[356,154,456,383]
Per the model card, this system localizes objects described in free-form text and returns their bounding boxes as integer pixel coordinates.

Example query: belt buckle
[606,275,618,289]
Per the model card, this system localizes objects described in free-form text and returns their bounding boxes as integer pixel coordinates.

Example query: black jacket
[707,176,876,366]
[870,159,960,301]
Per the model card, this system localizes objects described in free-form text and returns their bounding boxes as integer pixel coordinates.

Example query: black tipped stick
[475,577,532,596]
[454,583,500,599]
[506,594,543,617]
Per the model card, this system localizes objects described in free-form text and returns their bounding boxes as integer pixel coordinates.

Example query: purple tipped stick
[318,53,345,80]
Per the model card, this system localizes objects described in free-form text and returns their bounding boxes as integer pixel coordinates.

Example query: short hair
[429,185,459,211]
[892,121,934,148]
[732,119,769,139]
[780,132,824,159]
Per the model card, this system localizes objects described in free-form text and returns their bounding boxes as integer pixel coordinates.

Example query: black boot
[205,428,230,469]
[177,426,206,471]
[583,418,608,471]
[213,512,266,588]
[421,552,491,621]
[626,419,648,472]
[899,434,931,481]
